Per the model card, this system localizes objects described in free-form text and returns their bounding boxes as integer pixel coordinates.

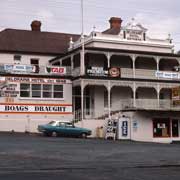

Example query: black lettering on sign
[5,105,28,111]
[35,106,66,112]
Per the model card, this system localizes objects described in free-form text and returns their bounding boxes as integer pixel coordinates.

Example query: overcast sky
[0,0,180,51]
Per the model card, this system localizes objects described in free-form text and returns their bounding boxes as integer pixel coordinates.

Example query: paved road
[0,133,180,180]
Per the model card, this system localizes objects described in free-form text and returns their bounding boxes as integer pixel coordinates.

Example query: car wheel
[43,132,52,137]
[52,131,58,137]
[81,133,87,139]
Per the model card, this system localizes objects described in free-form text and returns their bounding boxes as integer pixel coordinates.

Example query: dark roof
[0,29,80,55]
[102,27,121,35]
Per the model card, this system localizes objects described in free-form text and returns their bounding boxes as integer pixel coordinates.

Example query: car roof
[51,120,72,123]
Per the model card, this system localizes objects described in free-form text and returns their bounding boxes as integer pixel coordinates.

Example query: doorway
[172,120,179,137]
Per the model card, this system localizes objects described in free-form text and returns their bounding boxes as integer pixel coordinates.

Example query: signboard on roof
[126,30,143,41]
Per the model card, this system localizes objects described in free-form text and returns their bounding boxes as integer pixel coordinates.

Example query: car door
[65,123,79,137]
[55,122,66,136]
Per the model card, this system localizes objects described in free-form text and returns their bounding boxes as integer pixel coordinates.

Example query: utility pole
[81,0,85,123]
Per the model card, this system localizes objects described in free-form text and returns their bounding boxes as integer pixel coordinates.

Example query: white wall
[0,114,73,133]
[76,119,106,137]
[0,53,54,66]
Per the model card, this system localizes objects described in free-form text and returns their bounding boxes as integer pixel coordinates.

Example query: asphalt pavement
[0,132,180,180]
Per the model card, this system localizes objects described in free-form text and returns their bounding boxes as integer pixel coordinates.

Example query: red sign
[46,67,66,75]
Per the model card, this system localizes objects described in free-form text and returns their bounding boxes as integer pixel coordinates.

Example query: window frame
[19,83,64,99]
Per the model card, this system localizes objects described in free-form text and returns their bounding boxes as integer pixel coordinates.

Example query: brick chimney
[31,20,41,31]
[109,17,122,29]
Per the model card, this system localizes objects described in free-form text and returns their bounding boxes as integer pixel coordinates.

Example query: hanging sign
[109,67,121,77]
[46,67,66,75]
[4,64,36,73]
[155,71,180,79]
[86,67,108,76]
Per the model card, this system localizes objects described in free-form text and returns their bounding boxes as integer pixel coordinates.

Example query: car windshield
[48,121,57,126]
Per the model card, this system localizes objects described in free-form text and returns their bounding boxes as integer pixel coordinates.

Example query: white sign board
[0,104,72,114]
[155,71,180,79]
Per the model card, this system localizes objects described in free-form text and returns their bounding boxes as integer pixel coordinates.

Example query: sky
[0,0,180,51]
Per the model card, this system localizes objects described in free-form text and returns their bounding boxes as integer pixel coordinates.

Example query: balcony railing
[72,67,80,77]
[0,64,71,76]
[112,99,174,110]
[75,99,180,120]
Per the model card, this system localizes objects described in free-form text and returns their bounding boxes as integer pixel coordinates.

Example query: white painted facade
[0,51,73,132]
[62,18,180,143]
[0,53,54,66]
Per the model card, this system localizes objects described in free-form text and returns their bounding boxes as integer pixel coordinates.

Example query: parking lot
[1,133,180,180]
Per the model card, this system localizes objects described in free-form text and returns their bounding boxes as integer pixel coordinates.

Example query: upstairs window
[14,55,21,64]
[30,59,39,73]
[30,59,39,65]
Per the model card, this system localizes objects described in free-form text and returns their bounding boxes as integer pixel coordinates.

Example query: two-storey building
[51,17,180,143]
[0,20,79,132]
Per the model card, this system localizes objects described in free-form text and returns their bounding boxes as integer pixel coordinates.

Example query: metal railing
[73,99,180,120]
[72,67,80,77]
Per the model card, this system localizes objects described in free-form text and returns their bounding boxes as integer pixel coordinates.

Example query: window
[53,85,63,98]
[20,83,63,99]
[43,84,52,98]
[30,59,39,65]
[153,119,170,137]
[20,84,30,97]
[30,59,39,73]
[32,84,41,98]
[14,55,21,64]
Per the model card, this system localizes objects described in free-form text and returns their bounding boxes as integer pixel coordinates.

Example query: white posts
[156,56,159,71]
[132,55,136,78]
[157,84,160,109]
[71,55,74,73]
[133,82,136,107]
[81,80,84,126]
[80,50,85,76]
[108,81,111,119]
[107,52,111,68]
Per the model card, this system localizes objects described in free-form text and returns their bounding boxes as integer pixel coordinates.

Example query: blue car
[38,120,92,138]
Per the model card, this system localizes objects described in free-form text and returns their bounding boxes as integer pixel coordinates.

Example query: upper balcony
[0,64,71,76]
[68,51,180,81]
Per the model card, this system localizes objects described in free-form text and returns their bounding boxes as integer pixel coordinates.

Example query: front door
[172,120,179,137]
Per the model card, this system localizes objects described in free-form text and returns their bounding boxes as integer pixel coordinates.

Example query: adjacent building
[0,20,79,132]
[51,17,180,143]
